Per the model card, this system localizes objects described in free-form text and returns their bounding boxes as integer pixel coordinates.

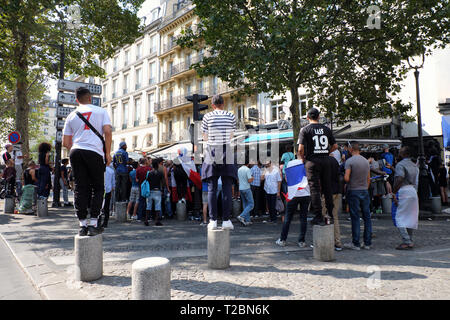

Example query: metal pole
[52,41,64,207]
[414,69,430,209]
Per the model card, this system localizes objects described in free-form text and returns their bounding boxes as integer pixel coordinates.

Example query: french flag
[283,159,309,201]
[178,148,202,190]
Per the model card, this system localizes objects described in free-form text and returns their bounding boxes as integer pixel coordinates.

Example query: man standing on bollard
[63,87,112,237]
[297,108,338,225]
[113,142,129,202]
[201,94,237,230]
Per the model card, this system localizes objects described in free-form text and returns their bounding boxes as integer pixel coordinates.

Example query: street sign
[57,92,101,107]
[58,79,102,95]
[8,131,21,144]
[56,106,75,118]
[56,119,66,129]
[56,131,63,143]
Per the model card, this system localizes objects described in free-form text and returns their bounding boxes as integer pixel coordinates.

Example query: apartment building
[155,0,259,148]
[100,7,162,154]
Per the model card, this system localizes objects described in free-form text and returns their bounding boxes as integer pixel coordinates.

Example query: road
[0,236,41,300]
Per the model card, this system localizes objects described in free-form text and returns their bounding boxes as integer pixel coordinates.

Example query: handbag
[276,197,285,213]
[141,171,151,198]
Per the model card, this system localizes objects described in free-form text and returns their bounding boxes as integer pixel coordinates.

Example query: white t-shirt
[263,166,282,194]
[14,150,23,165]
[63,104,111,158]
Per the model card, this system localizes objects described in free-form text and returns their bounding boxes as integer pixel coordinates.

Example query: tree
[0,0,145,156]
[178,0,450,145]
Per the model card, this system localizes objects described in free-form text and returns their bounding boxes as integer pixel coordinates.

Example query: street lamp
[407,54,430,210]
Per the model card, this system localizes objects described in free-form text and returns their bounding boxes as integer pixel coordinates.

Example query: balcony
[161,131,176,144]
[122,123,127,130]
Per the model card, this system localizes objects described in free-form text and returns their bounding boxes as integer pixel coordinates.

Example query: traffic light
[186,94,209,121]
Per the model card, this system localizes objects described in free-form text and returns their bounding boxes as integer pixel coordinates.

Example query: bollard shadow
[171,279,293,298]
[89,275,131,287]
[227,265,427,280]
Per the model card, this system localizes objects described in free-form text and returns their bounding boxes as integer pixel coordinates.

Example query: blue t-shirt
[381,152,394,174]
[202,181,208,192]
[281,152,295,176]
[129,170,139,187]
[113,149,129,173]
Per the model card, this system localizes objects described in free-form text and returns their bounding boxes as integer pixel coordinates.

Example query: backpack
[140,171,151,198]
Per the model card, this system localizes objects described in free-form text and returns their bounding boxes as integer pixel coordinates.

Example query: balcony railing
[155,83,236,113]
[161,131,176,143]
[162,37,179,54]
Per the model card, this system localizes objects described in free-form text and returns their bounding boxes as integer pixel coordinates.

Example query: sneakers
[87,226,101,236]
[298,241,306,248]
[275,239,286,247]
[335,245,343,251]
[208,220,218,230]
[221,220,234,230]
[310,216,325,226]
[200,221,208,226]
[361,245,371,250]
[237,216,246,226]
[79,227,88,236]
[155,221,163,227]
[344,243,361,251]
[64,202,72,207]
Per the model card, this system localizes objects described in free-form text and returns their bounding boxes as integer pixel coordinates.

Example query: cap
[119,141,127,148]
[307,108,320,119]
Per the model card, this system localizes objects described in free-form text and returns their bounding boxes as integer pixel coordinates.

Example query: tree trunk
[14,31,30,161]
[289,85,300,151]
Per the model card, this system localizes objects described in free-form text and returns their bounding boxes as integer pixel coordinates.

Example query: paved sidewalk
[1,201,450,300]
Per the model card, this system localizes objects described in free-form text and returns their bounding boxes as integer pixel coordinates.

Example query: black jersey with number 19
[297,123,336,161]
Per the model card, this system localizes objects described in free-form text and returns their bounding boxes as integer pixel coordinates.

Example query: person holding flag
[276,159,310,248]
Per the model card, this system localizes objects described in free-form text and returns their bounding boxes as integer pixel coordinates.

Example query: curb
[0,226,84,300]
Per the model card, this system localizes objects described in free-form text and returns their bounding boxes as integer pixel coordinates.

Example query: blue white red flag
[283,159,309,201]
[178,147,202,189]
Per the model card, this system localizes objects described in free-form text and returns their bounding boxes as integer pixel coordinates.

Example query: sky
[46,0,161,100]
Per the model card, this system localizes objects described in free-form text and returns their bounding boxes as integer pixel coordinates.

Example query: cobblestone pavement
[1,205,450,300]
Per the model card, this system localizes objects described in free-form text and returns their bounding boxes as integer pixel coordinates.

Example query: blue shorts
[146,190,162,211]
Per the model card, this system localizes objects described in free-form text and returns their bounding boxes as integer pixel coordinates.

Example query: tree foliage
[0,0,146,156]
[178,0,450,145]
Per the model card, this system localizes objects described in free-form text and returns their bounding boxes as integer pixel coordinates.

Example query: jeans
[59,178,69,204]
[163,188,173,217]
[69,149,105,220]
[250,185,261,216]
[280,196,310,242]
[239,188,254,222]
[347,189,372,247]
[305,157,334,220]
[398,227,413,245]
[137,194,146,220]
[37,165,51,198]
[146,190,162,212]
[101,192,112,227]
[208,175,233,221]
[115,172,129,202]
[266,193,277,222]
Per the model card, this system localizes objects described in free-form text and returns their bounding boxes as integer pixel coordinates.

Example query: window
[112,79,118,98]
[168,90,173,106]
[151,8,158,22]
[198,79,204,93]
[185,83,192,95]
[136,43,142,60]
[123,102,128,127]
[103,84,107,101]
[149,62,156,84]
[113,57,118,72]
[299,95,309,117]
[150,35,157,53]
[271,100,283,121]
[134,98,141,124]
[237,105,245,120]
[148,93,154,122]
[147,134,153,147]
[124,50,130,66]
[135,68,142,89]
[123,74,129,94]
[112,106,118,128]
[185,116,191,128]
[185,52,191,67]
[133,136,137,149]
[212,76,218,94]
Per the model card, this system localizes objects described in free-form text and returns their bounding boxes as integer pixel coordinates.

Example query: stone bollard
[176,201,187,221]
[132,257,171,300]
[313,224,335,262]
[207,228,230,269]
[115,201,127,222]
[74,234,103,281]
[3,197,15,214]
[430,196,441,214]
[37,198,48,217]
[381,195,392,215]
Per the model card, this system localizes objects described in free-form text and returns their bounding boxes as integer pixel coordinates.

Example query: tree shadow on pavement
[171,279,293,298]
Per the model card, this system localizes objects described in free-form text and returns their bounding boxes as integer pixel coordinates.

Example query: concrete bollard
[176,201,187,221]
[381,195,392,215]
[74,234,103,282]
[207,228,230,269]
[37,198,48,217]
[430,196,441,214]
[3,197,15,214]
[131,257,171,300]
[115,201,127,222]
[313,224,335,262]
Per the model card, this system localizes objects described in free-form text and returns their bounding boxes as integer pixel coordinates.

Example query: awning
[442,116,450,148]
[333,118,393,137]
[148,141,193,159]
[243,131,293,143]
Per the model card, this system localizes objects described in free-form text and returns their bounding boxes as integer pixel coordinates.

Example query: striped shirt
[250,165,261,187]
[201,110,236,146]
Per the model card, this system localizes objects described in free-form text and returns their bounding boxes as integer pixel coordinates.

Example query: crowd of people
[2,89,449,252]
